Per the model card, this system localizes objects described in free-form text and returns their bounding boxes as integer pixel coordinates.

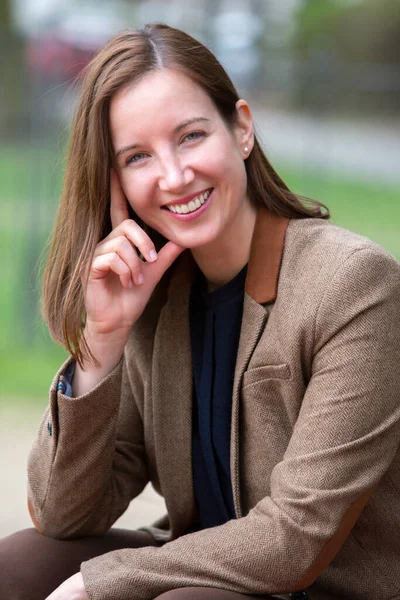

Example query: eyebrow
[114,117,211,158]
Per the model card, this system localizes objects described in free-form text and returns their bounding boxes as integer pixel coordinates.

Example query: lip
[162,188,212,208]
[163,188,213,221]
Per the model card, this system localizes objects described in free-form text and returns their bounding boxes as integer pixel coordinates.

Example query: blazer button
[47,420,52,436]
[57,380,66,394]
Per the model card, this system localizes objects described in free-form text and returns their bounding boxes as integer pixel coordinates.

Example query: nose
[158,152,194,193]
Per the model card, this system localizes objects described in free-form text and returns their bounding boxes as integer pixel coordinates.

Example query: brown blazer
[28,210,400,600]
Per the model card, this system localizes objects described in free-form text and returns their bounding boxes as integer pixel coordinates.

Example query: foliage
[293,0,400,63]
[0,0,11,28]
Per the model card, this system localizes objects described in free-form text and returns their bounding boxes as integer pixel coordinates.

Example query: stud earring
[244,146,249,154]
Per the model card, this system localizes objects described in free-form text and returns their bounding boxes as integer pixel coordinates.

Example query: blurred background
[0,0,399,536]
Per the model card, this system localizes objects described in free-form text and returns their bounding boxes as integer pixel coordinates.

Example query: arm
[80,247,400,599]
[28,169,184,539]
[27,347,149,539]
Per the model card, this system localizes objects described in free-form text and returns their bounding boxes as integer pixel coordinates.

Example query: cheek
[206,137,244,181]
[195,133,235,170]
[119,172,151,213]
[213,154,246,194]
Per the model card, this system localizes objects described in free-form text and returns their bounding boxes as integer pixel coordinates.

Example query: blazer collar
[168,207,289,305]
[245,208,289,304]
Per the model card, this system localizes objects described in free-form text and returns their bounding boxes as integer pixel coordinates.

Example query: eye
[182,131,205,143]
[126,152,148,165]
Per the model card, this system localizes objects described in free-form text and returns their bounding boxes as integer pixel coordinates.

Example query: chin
[173,229,221,250]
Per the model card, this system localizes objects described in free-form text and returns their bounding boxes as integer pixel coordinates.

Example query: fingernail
[149,249,157,261]
[137,273,144,285]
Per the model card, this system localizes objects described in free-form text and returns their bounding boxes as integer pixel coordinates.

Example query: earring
[244,146,249,154]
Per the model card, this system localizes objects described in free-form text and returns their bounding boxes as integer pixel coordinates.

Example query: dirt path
[0,402,165,539]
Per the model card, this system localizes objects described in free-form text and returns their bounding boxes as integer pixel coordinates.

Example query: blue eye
[126,152,148,165]
[183,131,205,142]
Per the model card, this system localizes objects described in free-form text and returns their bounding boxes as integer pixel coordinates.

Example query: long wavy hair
[42,23,329,365]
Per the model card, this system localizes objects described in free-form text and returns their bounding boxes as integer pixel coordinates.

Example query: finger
[94,236,144,286]
[100,221,158,264]
[110,169,130,229]
[145,241,186,287]
[90,253,139,288]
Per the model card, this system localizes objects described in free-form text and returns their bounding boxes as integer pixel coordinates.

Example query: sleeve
[80,247,400,600]
[27,350,150,539]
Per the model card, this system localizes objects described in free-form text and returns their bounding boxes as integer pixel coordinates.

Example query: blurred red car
[26,6,125,82]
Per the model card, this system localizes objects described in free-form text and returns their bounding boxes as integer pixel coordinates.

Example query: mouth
[162,188,213,215]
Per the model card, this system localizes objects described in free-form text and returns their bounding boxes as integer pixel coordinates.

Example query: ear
[233,99,254,159]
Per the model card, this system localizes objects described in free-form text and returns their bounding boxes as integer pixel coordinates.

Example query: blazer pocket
[242,364,291,388]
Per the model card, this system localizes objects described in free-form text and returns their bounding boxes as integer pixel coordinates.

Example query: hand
[84,169,185,339]
[46,572,88,600]
[71,170,185,394]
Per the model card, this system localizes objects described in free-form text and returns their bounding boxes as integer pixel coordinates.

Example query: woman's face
[110,68,254,250]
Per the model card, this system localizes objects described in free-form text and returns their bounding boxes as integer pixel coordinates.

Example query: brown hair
[42,23,329,365]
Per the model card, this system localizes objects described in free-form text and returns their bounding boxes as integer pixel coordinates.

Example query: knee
[154,588,277,600]
[0,527,43,554]
[154,589,223,600]
[0,529,43,599]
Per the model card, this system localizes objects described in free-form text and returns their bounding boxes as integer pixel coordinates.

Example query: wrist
[70,326,129,397]
[71,355,122,397]
[82,324,129,366]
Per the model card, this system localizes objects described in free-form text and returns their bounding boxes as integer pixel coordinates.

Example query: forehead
[109,69,218,142]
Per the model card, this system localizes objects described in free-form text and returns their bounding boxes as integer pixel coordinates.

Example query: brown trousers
[0,528,277,600]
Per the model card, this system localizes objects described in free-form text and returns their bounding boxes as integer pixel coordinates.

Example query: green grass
[0,142,64,206]
[0,145,399,402]
[0,347,68,404]
[279,163,400,259]
[0,141,67,403]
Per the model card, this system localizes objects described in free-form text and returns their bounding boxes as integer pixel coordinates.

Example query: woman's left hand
[45,572,89,600]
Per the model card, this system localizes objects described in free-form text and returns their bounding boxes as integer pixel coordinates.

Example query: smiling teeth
[168,189,211,214]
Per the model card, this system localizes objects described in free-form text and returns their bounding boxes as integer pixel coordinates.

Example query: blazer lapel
[152,252,197,537]
[152,209,289,529]
[231,208,289,516]
[231,295,270,517]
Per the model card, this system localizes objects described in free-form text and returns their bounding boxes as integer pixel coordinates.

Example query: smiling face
[110,68,256,253]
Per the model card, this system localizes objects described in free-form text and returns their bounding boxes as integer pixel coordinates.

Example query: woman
[1,23,399,600]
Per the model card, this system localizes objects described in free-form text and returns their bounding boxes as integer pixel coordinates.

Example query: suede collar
[245,208,289,304]
[168,208,289,305]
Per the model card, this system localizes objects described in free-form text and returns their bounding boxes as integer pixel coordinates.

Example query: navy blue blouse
[189,263,247,530]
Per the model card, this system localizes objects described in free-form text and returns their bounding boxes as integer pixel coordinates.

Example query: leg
[154,587,278,600]
[0,527,158,600]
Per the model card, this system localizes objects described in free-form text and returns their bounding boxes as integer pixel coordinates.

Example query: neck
[191,202,258,289]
